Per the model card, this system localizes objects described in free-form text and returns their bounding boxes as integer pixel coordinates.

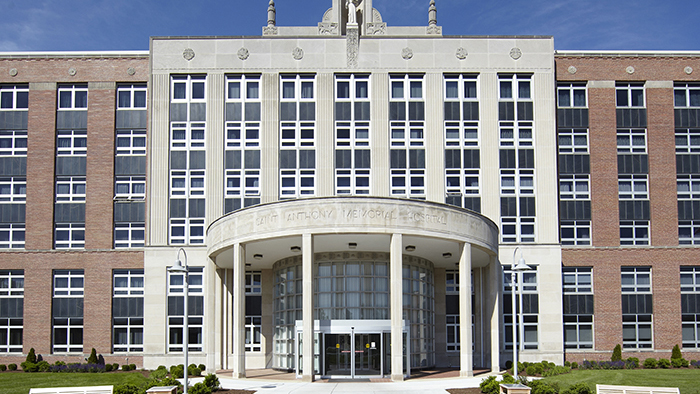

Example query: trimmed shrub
[105,364,113,372]
[542,366,571,377]
[87,348,98,365]
[156,365,167,371]
[26,348,37,364]
[643,358,657,369]
[189,382,212,394]
[36,361,51,372]
[150,368,168,380]
[658,358,671,369]
[198,363,206,372]
[204,373,220,390]
[672,344,682,360]
[20,361,37,372]
[526,364,542,376]
[0,364,6,371]
[671,358,689,368]
[54,361,66,366]
[562,383,594,394]
[691,360,700,368]
[625,357,639,369]
[112,363,119,371]
[571,362,578,369]
[128,363,136,371]
[611,344,622,361]
[528,380,559,394]
[170,364,184,379]
[505,360,513,370]
[8,363,17,371]
[114,384,141,394]
[480,375,500,394]
[97,355,105,366]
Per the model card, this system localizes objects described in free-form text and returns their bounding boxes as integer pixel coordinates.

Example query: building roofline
[0,50,149,59]
[556,49,700,57]
[149,34,553,40]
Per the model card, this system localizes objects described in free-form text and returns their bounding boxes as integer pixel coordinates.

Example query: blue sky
[0,0,697,52]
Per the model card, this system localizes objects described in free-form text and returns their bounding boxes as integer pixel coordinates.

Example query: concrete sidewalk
[186,373,495,394]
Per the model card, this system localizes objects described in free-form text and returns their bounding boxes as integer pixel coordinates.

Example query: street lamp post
[511,247,530,378]
[169,248,189,394]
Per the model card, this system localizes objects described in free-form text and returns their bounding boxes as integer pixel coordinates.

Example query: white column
[390,233,404,381]
[459,243,473,377]
[232,243,246,378]
[302,233,315,382]
[489,256,500,373]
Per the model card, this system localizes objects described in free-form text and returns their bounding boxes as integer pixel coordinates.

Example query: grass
[0,371,149,394]
[538,369,700,394]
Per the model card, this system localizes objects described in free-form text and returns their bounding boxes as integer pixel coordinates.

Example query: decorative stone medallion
[237,48,250,61]
[127,67,136,76]
[568,66,577,74]
[626,66,635,74]
[455,47,468,60]
[183,48,195,61]
[68,67,77,76]
[401,47,414,60]
[9,68,18,77]
[685,66,693,75]
[510,47,522,60]
[292,47,304,60]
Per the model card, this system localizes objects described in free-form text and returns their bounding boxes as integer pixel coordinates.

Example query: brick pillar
[83,256,114,355]
[654,259,682,351]
[26,83,57,250]
[85,82,116,249]
[22,256,53,354]
[646,85,677,246]
[588,84,620,246]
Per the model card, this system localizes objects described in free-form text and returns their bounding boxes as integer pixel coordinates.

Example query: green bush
[203,373,220,390]
[542,365,571,377]
[658,358,671,368]
[157,365,167,371]
[87,348,98,365]
[571,362,578,369]
[528,380,559,394]
[20,361,37,372]
[36,361,51,372]
[54,361,66,366]
[187,363,201,377]
[562,383,593,394]
[643,358,657,369]
[105,364,113,372]
[672,344,682,360]
[112,363,119,371]
[189,382,212,394]
[526,364,542,376]
[480,375,500,394]
[0,364,6,371]
[170,364,184,379]
[26,348,36,364]
[198,363,206,371]
[8,363,17,371]
[114,384,141,394]
[671,358,689,368]
[625,357,639,369]
[505,360,513,370]
[150,368,168,380]
[611,344,622,361]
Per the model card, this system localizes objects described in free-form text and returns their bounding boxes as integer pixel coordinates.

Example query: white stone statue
[346,0,359,24]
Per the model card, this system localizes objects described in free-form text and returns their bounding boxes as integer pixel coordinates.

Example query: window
[53,270,84,353]
[558,129,588,154]
[0,131,27,157]
[167,266,204,352]
[681,266,700,348]
[674,83,700,108]
[620,221,649,246]
[115,176,145,200]
[280,74,316,199]
[618,175,648,200]
[58,85,88,109]
[113,269,144,352]
[55,176,86,202]
[616,83,645,108]
[557,83,587,108]
[560,221,591,246]
[562,267,593,349]
[117,84,147,109]
[0,177,26,203]
[560,174,589,200]
[0,85,28,110]
[116,129,147,156]
[171,76,206,102]
[56,130,87,156]
[503,267,538,350]
[335,74,371,195]
[114,223,145,249]
[245,272,262,352]
[617,129,647,154]
[445,270,460,352]
[390,74,425,199]
[54,223,85,249]
[621,267,652,349]
[678,174,700,245]
[0,270,23,352]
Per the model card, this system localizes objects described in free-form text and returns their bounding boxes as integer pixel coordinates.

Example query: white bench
[29,386,113,394]
[597,384,680,394]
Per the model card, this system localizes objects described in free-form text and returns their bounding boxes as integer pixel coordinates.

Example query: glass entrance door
[324,333,352,376]
[354,333,381,376]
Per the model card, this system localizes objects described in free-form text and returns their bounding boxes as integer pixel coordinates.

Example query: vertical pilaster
[489,256,500,373]
[147,73,170,245]
[426,72,445,203]
[232,243,246,378]
[459,243,473,377]
[533,72,559,244]
[390,233,404,381]
[480,72,500,222]
[206,72,225,226]
[261,73,280,203]
[371,72,390,196]
[317,73,335,197]
[302,233,315,382]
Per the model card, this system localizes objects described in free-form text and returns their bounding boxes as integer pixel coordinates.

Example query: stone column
[206,72,225,226]
[390,233,404,381]
[232,243,246,378]
[489,256,500,373]
[302,233,315,382]
[459,243,473,377]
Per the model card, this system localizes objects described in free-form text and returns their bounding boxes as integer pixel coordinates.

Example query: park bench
[597,384,680,394]
[29,386,113,394]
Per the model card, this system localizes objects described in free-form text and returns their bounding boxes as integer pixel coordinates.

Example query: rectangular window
[58,85,88,110]
[562,267,593,349]
[114,223,145,249]
[390,74,425,199]
[560,221,591,246]
[617,129,647,154]
[558,129,589,154]
[114,176,146,200]
[621,267,652,349]
[57,130,87,156]
[54,223,85,249]
[117,84,147,109]
[620,221,649,246]
[55,176,86,202]
[503,267,538,350]
[167,266,204,352]
[560,174,590,200]
[0,85,28,110]
[245,271,262,352]
[280,74,316,199]
[681,266,700,348]
[618,174,648,200]
[557,83,587,108]
[0,177,26,203]
[335,74,371,196]
[113,269,144,352]
[116,129,147,156]
[616,83,645,108]
[0,270,23,353]
[678,174,700,245]
[0,131,27,156]
[674,83,700,108]
[53,270,84,353]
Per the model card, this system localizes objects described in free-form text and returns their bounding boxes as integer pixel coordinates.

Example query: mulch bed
[446,388,482,394]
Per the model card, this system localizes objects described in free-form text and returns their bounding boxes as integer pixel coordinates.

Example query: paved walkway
[185,369,499,394]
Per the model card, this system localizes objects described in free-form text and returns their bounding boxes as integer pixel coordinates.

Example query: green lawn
[0,371,149,394]
[538,369,700,394]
